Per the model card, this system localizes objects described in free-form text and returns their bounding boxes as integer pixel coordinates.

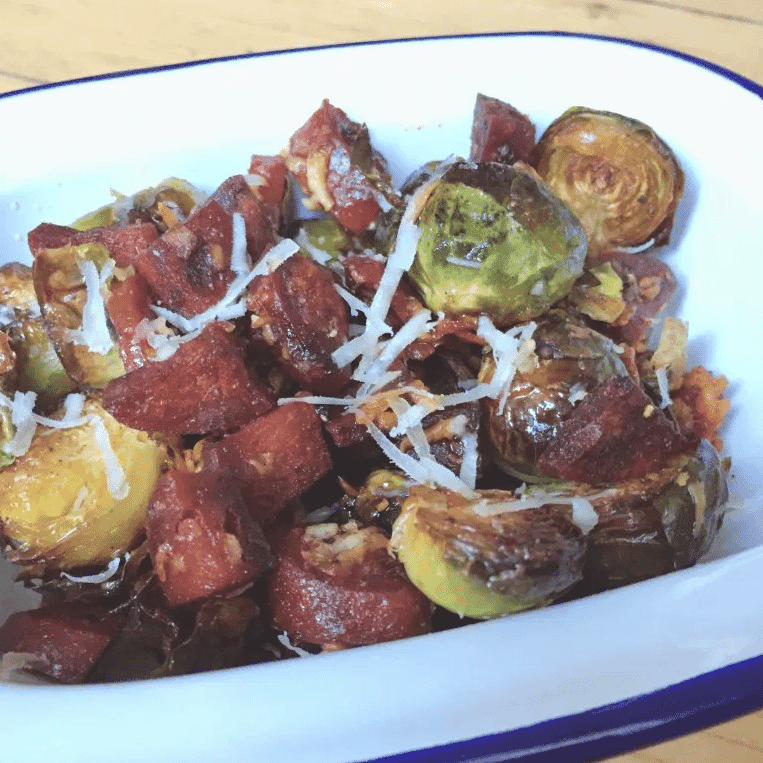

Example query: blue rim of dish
[3,29,763,762]
[363,652,763,762]
[1,30,761,101]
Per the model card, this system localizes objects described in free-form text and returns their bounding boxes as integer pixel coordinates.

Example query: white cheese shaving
[294,230,333,266]
[459,430,479,490]
[655,366,671,409]
[472,491,598,534]
[388,396,432,461]
[366,422,478,498]
[568,382,588,404]
[0,305,16,327]
[71,257,116,355]
[331,164,449,373]
[61,555,122,584]
[477,316,537,414]
[229,212,251,275]
[277,631,314,658]
[1,390,38,456]
[569,496,600,535]
[446,255,482,269]
[356,308,435,383]
[88,413,129,500]
[354,369,402,400]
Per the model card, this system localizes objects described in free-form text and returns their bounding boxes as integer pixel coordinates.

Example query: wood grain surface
[1,1,762,762]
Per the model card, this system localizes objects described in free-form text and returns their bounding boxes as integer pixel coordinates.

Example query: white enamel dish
[1,32,762,763]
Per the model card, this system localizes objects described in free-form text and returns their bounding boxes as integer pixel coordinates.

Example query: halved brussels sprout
[0,263,77,411]
[533,108,684,260]
[654,438,728,568]
[407,161,587,325]
[390,485,586,619]
[481,312,630,482]
[32,242,125,389]
[524,439,728,592]
[71,178,205,232]
[0,398,168,571]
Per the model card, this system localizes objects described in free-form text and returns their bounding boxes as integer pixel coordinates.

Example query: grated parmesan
[473,491,599,534]
[71,258,116,355]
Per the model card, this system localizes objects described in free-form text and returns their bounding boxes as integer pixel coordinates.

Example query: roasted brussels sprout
[0,263,77,411]
[407,161,587,325]
[0,398,168,571]
[71,178,205,233]
[527,439,728,592]
[390,485,587,619]
[481,312,630,482]
[32,241,126,389]
[533,108,684,260]
[654,438,727,568]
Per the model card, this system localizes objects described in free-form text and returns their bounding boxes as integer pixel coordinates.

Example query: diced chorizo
[343,255,425,329]
[470,93,536,165]
[0,607,121,684]
[106,271,154,371]
[133,175,278,317]
[202,402,332,525]
[267,523,431,647]
[247,253,350,395]
[102,321,275,435]
[538,375,693,485]
[208,174,279,264]
[27,222,159,269]
[284,100,386,234]
[608,253,677,349]
[147,469,274,608]
[248,154,289,207]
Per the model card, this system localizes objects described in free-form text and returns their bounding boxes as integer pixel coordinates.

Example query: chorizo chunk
[470,93,536,165]
[538,375,692,485]
[102,321,275,435]
[203,402,332,525]
[248,253,350,395]
[147,469,274,608]
[0,607,120,684]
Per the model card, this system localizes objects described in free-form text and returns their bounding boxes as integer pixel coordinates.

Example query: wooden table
[1,1,762,761]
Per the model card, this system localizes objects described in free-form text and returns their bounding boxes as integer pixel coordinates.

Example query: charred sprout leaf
[353,469,411,532]
[0,398,168,571]
[655,439,728,568]
[533,108,684,260]
[481,312,630,482]
[390,485,586,619]
[71,178,206,233]
[408,162,587,325]
[32,242,126,389]
[567,261,626,323]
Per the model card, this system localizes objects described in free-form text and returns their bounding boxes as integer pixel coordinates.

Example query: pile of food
[0,95,730,683]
